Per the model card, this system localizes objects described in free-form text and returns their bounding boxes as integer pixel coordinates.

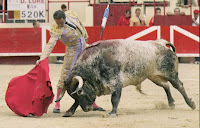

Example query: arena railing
[0,26,198,57]
[47,0,168,23]
[0,0,195,23]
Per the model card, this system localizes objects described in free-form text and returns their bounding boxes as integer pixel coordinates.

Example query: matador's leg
[54,41,84,113]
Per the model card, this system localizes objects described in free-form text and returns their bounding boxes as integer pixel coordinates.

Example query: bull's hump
[97,39,122,48]
[86,39,123,49]
[80,39,122,62]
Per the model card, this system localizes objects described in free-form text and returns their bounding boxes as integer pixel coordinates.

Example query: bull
[56,39,196,117]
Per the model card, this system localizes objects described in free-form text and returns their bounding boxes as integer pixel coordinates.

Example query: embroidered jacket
[39,10,88,61]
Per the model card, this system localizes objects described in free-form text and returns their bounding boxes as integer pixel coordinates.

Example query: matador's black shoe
[53,108,60,113]
[93,107,106,111]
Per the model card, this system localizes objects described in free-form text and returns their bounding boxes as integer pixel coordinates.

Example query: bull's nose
[84,106,93,112]
[87,107,92,111]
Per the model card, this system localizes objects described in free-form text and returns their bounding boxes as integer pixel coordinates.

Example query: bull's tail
[136,84,146,95]
[166,43,176,52]
[156,39,176,52]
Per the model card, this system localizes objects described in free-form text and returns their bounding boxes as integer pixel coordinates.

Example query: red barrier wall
[0,26,199,57]
[174,26,199,54]
[0,28,42,53]
[86,26,157,43]
[154,15,192,26]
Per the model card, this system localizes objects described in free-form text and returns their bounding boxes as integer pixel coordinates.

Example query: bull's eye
[77,90,82,95]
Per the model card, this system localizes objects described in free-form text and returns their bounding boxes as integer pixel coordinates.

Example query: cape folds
[5,58,54,116]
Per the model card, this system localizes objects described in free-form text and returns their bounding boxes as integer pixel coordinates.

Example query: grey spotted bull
[56,39,196,117]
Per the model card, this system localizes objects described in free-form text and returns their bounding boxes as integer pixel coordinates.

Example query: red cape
[5,58,54,116]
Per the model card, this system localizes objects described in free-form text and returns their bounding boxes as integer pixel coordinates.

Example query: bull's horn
[71,76,83,95]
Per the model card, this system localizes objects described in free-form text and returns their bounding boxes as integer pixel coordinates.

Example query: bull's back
[75,39,172,89]
[82,39,159,61]
[79,39,160,74]
[115,40,159,86]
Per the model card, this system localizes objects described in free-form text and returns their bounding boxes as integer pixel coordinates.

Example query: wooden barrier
[0,26,199,57]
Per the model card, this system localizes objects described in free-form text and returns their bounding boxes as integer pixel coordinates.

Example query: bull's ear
[64,79,73,87]
[82,77,86,81]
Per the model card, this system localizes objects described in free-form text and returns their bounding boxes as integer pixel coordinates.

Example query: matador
[36,10,105,113]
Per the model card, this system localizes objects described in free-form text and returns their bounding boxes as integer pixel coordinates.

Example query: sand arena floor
[0,63,199,128]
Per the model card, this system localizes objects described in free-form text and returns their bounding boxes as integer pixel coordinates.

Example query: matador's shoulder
[50,22,62,36]
[65,10,78,18]
[51,22,59,30]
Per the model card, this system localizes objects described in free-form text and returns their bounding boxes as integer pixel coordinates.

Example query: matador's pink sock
[54,88,62,109]
[92,101,105,111]
[93,101,100,108]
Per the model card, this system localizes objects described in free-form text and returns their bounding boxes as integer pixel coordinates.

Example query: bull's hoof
[109,112,118,117]
[109,113,118,117]
[102,113,118,118]
[190,101,196,110]
[169,103,175,109]
[63,111,74,117]
[53,108,60,113]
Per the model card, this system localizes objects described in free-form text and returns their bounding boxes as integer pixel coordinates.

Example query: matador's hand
[36,60,40,66]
